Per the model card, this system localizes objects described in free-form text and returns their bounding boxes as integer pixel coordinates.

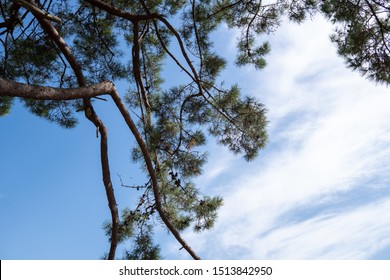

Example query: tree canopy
[0,0,388,259]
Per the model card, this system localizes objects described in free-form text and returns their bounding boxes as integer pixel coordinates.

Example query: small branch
[207,0,245,18]
[118,174,147,190]
[157,15,201,87]
[152,19,195,80]
[191,0,204,77]
[364,0,390,54]
[132,20,151,109]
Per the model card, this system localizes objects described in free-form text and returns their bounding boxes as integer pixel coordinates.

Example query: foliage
[320,0,390,84]
[123,229,162,260]
[284,0,389,84]
[0,0,388,259]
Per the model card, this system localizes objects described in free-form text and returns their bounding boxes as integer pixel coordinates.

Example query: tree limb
[0,75,201,260]
[15,0,62,23]
[2,0,208,260]
[29,6,120,260]
[84,0,159,22]
[0,77,112,99]
[1,77,120,261]
[110,88,202,260]
[82,0,202,259]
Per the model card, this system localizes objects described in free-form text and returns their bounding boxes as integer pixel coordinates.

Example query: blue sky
[1,15,390,260]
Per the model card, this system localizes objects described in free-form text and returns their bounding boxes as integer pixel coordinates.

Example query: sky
[1,14,390,260]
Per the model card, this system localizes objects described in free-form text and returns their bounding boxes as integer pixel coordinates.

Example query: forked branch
[0,76,201,260]
[27,4,120,260]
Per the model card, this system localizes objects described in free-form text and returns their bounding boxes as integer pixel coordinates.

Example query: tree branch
[82,0,202,259]
[132,20,151,109]
[0,75,202,259]
[15,0,62,23]
[84,0,159,22]
[0,78,120,261]
[0,2,21,31]
[110,88,202,260]
[29,6,120,260]
[364,0,390,54]
[3,0,208,260]
[0,77,112,99]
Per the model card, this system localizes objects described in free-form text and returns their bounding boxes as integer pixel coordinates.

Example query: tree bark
[0,78,112,100]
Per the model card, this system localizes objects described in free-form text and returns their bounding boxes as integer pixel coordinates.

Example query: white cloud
[166,15,390,260]
[248,198,390,259]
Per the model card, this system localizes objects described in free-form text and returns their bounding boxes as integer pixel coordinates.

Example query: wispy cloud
[257,198,390,259]
[165,16,390,260]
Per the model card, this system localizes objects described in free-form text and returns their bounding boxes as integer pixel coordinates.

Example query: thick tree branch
[110,89,202,260]
[15,0,62,22]
[1,81,120,261]
[82,0,202,259]
[0,77,112,99]
[2,0,207,260]
[34,16,86,86]
[29,7,120,260]
[0,75,201,259]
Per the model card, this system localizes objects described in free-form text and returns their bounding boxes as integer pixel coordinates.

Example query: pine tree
[0,0,388,259]
[0,0,268,259]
